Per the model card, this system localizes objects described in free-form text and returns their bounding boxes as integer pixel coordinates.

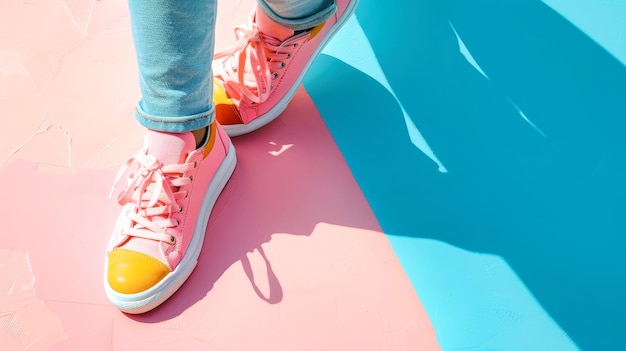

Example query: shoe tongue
[256,7,295,42]
[144,130,196,165]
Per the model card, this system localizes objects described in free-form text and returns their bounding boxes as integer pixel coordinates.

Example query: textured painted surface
[0,0,438,350]
[0,251,66,350]
[305,0,626,350]
[4,0,624,349]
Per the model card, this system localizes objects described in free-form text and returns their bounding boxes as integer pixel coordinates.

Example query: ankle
[191,126,209,149]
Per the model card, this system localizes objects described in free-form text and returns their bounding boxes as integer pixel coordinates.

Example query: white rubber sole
[104,142,237,314]
[223,0,359,137]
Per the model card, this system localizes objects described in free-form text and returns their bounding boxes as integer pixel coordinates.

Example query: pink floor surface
[0,1,439,349]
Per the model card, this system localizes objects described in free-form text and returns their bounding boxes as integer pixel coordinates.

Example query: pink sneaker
[104,122,236,314]
[213,0,358,136]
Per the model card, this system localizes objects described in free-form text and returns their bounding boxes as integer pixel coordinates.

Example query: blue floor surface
[304,1,626,350]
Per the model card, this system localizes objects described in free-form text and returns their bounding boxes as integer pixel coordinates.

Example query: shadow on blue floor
[305,0,626,349]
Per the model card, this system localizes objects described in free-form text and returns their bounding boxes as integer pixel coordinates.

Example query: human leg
[130,0,216,133]
[105,0,236,314]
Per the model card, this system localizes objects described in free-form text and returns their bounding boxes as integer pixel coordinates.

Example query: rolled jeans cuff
[134,103,215,133]
[257,0,337,31]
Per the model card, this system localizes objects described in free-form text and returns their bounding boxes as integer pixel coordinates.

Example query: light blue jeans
[129,0,336,133]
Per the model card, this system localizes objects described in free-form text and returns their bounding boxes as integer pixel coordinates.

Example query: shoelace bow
[213,19,301,104]
[110,153,194,244]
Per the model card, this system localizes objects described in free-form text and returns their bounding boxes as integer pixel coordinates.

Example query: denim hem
[257,1,337,31]
[134,104,215,133]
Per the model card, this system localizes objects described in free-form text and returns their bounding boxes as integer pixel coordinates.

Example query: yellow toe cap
[107,249,170,294]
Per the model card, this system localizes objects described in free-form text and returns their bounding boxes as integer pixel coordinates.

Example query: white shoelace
[110,153,195,244]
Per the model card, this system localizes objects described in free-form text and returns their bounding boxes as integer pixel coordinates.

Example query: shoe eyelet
[189,175,193,181]
[286,53,291,58]
[178,206,184,213]
[280,62,285,68]
[170,236,176,244]
[293,43,298,48]
[272,72,279,79]
[193,161,197,168]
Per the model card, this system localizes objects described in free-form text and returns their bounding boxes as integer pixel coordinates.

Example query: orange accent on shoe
[203,122,217,159]
[214,80,244,126]
[309,22,326,40]
[107,249,170,294]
